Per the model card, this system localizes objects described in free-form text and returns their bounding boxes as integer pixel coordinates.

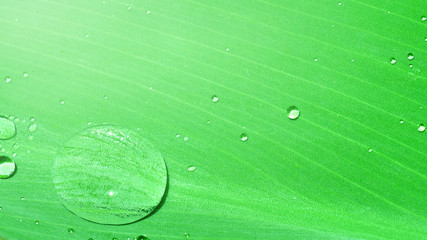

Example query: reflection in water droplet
[390,58,397,65]
[0,156,16,179]
[418,123,425,132]
[187,166,196,172]
[28,123,38,133]
[211,95,219,103]
[0,116,16,140]
[52,125,168,224]
[240,133,248,142]
[407,53,414,60]
[286,106,300,120]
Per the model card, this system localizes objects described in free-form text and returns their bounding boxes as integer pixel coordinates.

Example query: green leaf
[0,0,426,239]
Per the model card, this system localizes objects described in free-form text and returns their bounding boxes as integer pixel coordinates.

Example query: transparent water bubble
[52,125,168,224]
[418,123,425,132]
[286,106,300,120]
[211,95,219,103]
[0,156,16,179]
[240,133,248,142]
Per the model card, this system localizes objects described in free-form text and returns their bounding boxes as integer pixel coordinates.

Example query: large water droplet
[52,125,168,224]
[286,106,300,120]
[0,116,16,140]
[240,133,248,142]
[0,156,16,179]
[407,53,414,60]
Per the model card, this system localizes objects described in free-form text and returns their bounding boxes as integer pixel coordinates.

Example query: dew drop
[187,166,196,172]
[146,10,151,14]
[176,134,181,138]
[314,58,318,62]
[68,228,74,234]
[103,95,108,100]
[409,64,413,68]
[422,16,427,22]
[225,48,230,52]
[368,148,373,153]
[30,116,35,122]
[35,221,39,225]
[286,106,300,120]
[0,117,16,140]
[21,197,25,200]
[4,76,11,83]
[28,135,34,141]
[240,133,248,142]
[52,125,168,224]
[407,53,414,60]
[137,235,148,240]
[183,136,189,141]
[0,156,16,179]
[211,95,219,103]
[390,58,397,65]
[185,233,190,238]
[399,119,404,124]
[60,100,65,105]
[23,72,29,78]
[28,123,38,133]
[418,123,425,132]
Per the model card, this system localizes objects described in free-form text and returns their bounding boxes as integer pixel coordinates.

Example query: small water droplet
[137,235,148,240]
[12,143,19,149]
[127,6,132,10]
[35,220,39,225]
[368,148,373,152]
[85,34,89,38]
[400,119,404,124]
[4,76,11,83]
[407,53,414,60]
[422,16,426,22]
[314,58,318,62]
[184,233,190,238]
[21,197,25,200]
[0,156,16,179]
[28,123,38,133]
[240,133,248,142]
[390,58,397,65]
[60,100,65,105]
[187,166,196,172]
[183,136,189,141]
[211,95,219,103]
[113,238,118,240]
[0,207,2,210]
[0,116,16,140]
[30,116,35,122]
[286,106,300,120]
[409,64,413,68]
[176,134,181,138]
[23,72,29,78]
[12,153,16,158]
[68,228,74,233]
[418,123,425,132]
[103,95,108,99]
[146,10,151,14]
[28,135,34,141]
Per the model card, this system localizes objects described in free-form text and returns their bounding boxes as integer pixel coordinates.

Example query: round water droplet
[28,123,38,133]
[0,156,16,179]
[400,119,404,124]
[418,123,425,132]
[137,235,148,240]
[211,95,219,103]
[146,10,151,14]
[185,233,190,238]
[368,148,373,153]
[390,58,397,65]
[103,95,108,100]
[314,58,318,62]
[422,16,427,22]
[286,106,300,120]
[183,136,189,141]
[52,125,168,224]
[187,166,196,172]
[4,76,11,83]
[35,220,39,225]
[28,135,34,141]
[409,64,413,68]
[60,100,65,104]
[23,72,29,78]
[21,197,25,200]
[0,116,16,140]
[68,228,74,233]
[407,53,414,60]
[240,133,248,142]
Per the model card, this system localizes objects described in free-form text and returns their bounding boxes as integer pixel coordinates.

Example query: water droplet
[184,233,190,238]
[12,143,19,150]
[418,123,425,132]
[211,95,219,103]
[137,235,148,240]
[368,148,373,152]
[240,133,248,142]
[409,64,413,68]
[0,156,16,179]
[28,135,34,141]
[23,72,29,78]
[313,58,318,62]
[103,95,108,99]
[390,58,397,65]
[35,220,39,225]
[407,53,414,60]
[0,117,16,140]
[146,10,151,14]
[286,106,300,120]
[52,125,168,224]
[400,119,404,124]
[127,6,132,10]
[187,166,196,172]
[176,134,181,138]
[4,76,11,83]
[338,2,342,5]
[60,100,65,105]
[183,136,189,141]
[30,116,35,122]
[0,207,2,210]
[21,197,25,200]
[225,48,230,52]
[113,238,118,240]
[68,228,74,233]
[28,123,38,133]
[422,16,427,22]
[12,153,16,158]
